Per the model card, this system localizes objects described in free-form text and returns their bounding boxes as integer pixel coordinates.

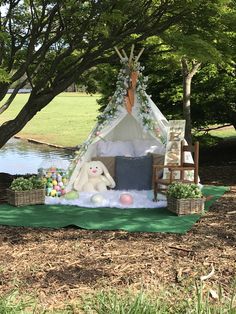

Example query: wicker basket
[167,196,205,216]
[7,189,45,207]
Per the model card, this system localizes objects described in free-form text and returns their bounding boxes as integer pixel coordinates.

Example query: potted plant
[166,182,205,215]
[7,176,45,206]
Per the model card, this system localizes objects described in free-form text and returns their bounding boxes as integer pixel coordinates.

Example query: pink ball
[119,193,133,205]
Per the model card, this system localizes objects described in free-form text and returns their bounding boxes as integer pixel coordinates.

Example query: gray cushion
[115,155,153,190]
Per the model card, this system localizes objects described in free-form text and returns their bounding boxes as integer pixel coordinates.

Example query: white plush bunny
[73,161,116,192]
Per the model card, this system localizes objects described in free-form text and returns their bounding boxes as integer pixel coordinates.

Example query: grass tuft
[82,290,166,314]
[0,290,36,314]
[81,284,236,314]
[0,284,235,313]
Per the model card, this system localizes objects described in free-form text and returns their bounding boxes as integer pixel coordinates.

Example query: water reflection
[0,138,75,174]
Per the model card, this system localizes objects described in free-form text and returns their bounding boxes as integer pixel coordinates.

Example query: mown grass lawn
[1,93,236,148]
[210,126,236,139]
[0,93,100,147]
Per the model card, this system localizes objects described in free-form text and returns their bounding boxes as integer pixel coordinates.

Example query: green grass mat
[0,186,228,233]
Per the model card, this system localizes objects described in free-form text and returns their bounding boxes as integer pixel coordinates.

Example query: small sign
[163,120,186,180]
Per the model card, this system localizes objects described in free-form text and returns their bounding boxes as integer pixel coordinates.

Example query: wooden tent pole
[129,44,135,64]
[114,46,124,60]
[135,48,145,62]
[121,49,128,60]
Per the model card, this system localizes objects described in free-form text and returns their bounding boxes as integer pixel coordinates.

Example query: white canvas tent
[66,47,170,192]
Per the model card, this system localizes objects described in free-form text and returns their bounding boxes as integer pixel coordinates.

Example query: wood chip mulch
[0,166,235,309]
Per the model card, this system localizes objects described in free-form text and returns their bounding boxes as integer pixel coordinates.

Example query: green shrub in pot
[167,182,202,199]
[29,176,45,189]
[10,176,45,191]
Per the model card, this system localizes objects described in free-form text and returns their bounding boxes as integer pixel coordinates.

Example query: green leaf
[167,183,203,199]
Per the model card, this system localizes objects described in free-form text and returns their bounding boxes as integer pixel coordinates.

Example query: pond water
[0,138,75,175]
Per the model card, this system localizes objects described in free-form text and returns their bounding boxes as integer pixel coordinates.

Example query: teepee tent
[66,46,170,192]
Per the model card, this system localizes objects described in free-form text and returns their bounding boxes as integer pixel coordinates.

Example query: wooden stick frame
[129,44,135,64]
[114,45,145,64]
[135,47,144,62]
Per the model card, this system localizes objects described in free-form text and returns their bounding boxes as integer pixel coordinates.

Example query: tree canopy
[93,0,236,138]
[0,0,235,148]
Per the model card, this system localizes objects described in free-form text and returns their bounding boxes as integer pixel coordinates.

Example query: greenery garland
[136,69,166,144]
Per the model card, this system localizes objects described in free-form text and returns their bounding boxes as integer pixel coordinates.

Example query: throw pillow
[91,156,115,179]
[115,155,153,190]
[132,139,166,156]
[96,140,135,157]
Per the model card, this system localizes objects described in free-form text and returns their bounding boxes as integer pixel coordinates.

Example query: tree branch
[196,124,232,133]
[0,78,28,115]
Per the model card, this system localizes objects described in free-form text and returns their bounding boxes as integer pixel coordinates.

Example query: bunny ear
[98,161,116,189]
[97,161,109,174]
[74,162,89,191]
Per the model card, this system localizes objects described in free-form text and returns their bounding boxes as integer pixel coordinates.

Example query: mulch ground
[0,141,235,309]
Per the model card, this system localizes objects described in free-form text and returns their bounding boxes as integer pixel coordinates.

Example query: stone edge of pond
[14,136,78,151]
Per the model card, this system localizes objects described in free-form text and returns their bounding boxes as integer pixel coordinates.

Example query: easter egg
[62,178,67,184]
[46,172,52,178]
[57,174,62,182]
[50,189,57,197]
[61,189,66,195]
[57,191,62,197]
[58,181,64,187]
[55,185,61,191]
[90,193,106,205]
[51,173,57,179]
[52,180,57,186]
[119,193,133,206]
[46,187,52,196]
[64,191,78,200]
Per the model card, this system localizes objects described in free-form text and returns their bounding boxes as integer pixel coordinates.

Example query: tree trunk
[182,74,193,145]
[0,94,53,148]
[0,83,9,101]
[181,58,201,146]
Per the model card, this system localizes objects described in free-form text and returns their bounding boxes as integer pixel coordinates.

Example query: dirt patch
[0,141,235,309]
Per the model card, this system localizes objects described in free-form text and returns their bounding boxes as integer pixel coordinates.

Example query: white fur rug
[45,190,167,209]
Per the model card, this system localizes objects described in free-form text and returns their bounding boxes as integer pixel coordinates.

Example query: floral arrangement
[10,176,45,191]
[167,183,203,199]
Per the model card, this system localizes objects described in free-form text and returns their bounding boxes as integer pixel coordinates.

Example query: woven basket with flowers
[7,176,45,207]
[166,182,205,216]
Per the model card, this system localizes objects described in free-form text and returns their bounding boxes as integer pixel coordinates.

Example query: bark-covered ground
[0,139,235,310]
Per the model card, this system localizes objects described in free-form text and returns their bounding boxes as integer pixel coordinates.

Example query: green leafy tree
[0,0,200,148]
[162,0,236,143]
[97,0,236,144]
[145,59,236,131]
